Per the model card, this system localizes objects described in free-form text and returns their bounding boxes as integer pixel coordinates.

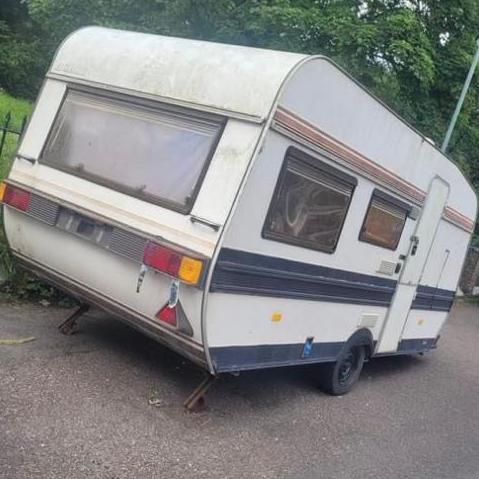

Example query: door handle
[410,235,419,256]
[395,254,406,274]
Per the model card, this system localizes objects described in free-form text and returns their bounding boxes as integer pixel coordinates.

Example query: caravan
[2,27,476,396]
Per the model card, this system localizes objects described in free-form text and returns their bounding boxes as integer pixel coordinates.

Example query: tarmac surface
[1,300,478,478]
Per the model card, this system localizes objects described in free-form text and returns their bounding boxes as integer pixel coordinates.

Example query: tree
[1,0,479,200]
[0,0,46,97]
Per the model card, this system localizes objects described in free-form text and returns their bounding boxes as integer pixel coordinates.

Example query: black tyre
[317,343,366,396]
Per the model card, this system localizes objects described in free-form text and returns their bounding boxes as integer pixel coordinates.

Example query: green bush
[0,40,46,99]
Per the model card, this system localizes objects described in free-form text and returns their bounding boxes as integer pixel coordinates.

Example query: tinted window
[41,90,223,213]
[359,192,408,250]
[263,149,356,253]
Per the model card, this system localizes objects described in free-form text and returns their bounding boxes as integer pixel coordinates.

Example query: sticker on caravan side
[302,337,315,359]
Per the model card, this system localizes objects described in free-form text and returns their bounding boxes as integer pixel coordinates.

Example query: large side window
[263,147,356,253]
[359,190,410,250]
[41,89,224,213]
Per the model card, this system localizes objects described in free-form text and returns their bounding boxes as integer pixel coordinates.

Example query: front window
[41,89,224,213]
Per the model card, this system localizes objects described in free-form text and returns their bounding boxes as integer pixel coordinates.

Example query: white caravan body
[3,27,476,374]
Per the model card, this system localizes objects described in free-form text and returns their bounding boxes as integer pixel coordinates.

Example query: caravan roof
[50,26,307,121]
[48,27,476,227]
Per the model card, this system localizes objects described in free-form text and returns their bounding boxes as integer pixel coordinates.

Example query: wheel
[317,343,366,396]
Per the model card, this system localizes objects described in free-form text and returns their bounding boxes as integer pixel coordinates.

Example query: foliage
[0,90,31,177]
[0,1,46,97]
[2,0,475,190]
[0,0,478,256]
[0,89,31,117]
[0,90,72,304]
[0,91,32,285]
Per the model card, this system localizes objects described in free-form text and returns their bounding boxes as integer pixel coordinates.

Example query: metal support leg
[58,304,90,335]
[183,374,216,412]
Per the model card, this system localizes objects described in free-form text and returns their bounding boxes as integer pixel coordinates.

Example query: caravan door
[376,177,450,353]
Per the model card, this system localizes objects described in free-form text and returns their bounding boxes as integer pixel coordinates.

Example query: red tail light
[1,184,30,212]
[143,241,204,285]
[144,242,182,276]
[156,304,177,327]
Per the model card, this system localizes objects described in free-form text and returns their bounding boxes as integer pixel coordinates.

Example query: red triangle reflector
[156,304,177,327]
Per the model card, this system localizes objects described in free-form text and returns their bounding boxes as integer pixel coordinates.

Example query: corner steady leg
[58,304,90,335]
[183,374,216,412]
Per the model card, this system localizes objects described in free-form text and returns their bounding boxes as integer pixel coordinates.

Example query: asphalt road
[1,300,478,479]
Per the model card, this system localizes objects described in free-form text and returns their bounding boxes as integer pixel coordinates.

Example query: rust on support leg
[183,374,216,412]
[58,304,90,335]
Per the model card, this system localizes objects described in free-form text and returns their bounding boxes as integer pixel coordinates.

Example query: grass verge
[0,89,72,305]
[0,90,32,178]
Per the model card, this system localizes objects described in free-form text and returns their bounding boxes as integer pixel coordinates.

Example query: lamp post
[441,38,479,153]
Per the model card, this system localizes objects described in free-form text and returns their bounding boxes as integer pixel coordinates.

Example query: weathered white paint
[206,294,387,347]
[221,131,418,277]
[50,27,306,120]
[4,28,476,371]
[401,310,448,341]
[419,219,469,290]
[4,208,205,343]
[376,177,450,353]
[10,81,262,256]
[16,80,66,161]
[278,58,477,222]
[400,177,450,285]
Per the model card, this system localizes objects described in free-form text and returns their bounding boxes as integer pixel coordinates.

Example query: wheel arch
[343,328,374,359]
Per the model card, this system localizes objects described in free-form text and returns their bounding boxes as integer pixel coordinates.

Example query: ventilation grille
[28,194,60,226]
[21,190,149,265]
[377,260,396,276]
[108,227,147,263]
[359,313,379,329]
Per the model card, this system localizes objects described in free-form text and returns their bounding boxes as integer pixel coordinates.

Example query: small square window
[359,191,410,250]
[263,148,356,253]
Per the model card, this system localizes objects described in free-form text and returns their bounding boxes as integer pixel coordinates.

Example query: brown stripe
[443,208,474,232]
[274,107,474,233]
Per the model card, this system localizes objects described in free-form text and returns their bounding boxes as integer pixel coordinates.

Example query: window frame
[39,86,226,215]
[358,189,412,251]
[262,146,357,254]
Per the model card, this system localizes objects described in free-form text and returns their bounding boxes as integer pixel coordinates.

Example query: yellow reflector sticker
[271,312,282,322]
[0,182,6,202]
[178,256,203,284]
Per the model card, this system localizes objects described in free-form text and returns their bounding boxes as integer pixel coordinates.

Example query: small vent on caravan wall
[377,260,396,276]
[359,313,379,330]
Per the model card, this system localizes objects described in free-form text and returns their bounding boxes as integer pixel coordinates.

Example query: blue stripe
[211,248,397,306]
[210,342,345,372]
[411,285,455,312]
[210,248,455,311]
[210,338,437,372]
[397,337,437,353]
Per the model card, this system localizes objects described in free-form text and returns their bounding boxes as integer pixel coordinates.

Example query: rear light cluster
[142,240,204,286]
[0,182,205,287]
[0,183,30,212]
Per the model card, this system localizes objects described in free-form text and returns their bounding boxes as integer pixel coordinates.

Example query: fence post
[0,111,12,160]
[20,115,27,136]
